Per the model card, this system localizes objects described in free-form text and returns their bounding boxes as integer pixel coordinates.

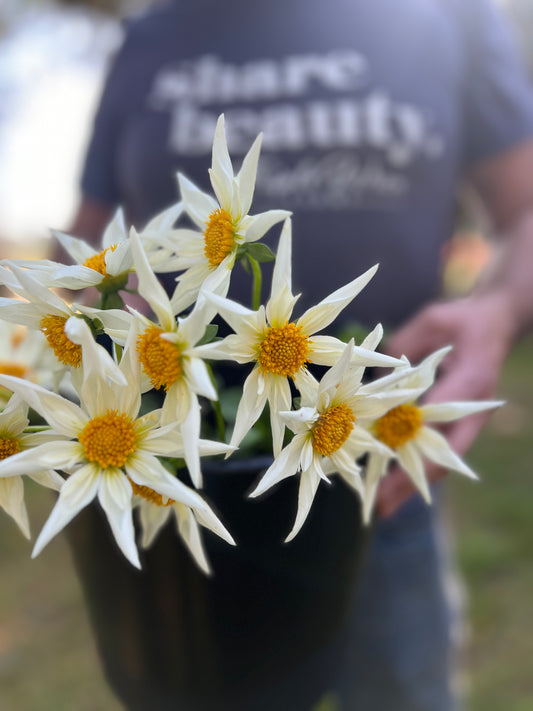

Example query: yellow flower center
[374,404,423,449]
[137,325,182,390]
[0,436,21,460]
[257,323,310,377]
[203,208,235,268]
[312,404,356,457]
[0,362,28,378]
[10,326,26,349]
[40,315,82,367]
[79,410,137,469]
[129,479,175,507]
[83,244,118,276]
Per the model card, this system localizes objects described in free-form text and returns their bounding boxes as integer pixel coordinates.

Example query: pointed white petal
[98,471,140,569]
[0,477,30,538]
[32,464,100,558]
[242,209,291,244]
[210,115,234,207]
[173,503,211,575]
[0,375,86,436]
[362,453,388,524]
[129,228,175,332]
[420,400,504,423]
[249,436,304,497]
[180,397,203,488]
[138,501,169,548]
[101,207,128,248]
[178,173,218,228]
[229,368,269,451]
[297,265,378,335]
[51,229,95,264]
[236,132,262,215]
[268,375,292,456]
[126,452,207,509]
[397,441,432,503]
[285,465,322,542]
[415,426,479,479]
[143,201,184,233]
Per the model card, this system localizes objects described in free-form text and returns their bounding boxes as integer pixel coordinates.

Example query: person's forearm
[474,208,533,344]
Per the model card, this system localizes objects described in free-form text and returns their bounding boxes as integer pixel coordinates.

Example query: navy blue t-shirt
[82,0,533,329]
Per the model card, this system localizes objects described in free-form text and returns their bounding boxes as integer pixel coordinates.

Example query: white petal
[297,264,378,335]
[180,397,203,488]
[51,229,95,264]
[397,441,432,503]
[229,368,269,451]
[143,201,184,233]
[129,228,175,332]
[32,463,100,558]
[285,465,322,542]
[98,472,140,569]
[269,218,292,297]
[138,501,169,548]
[0,375,86,436]
[178,173,218,228]
[415,426,478,480]
[173,503,211,575]
[210,115,234,207]
[242,209,291,244]
[420,400,504,424]
[183,356,217,401]
[268,375,292,456]
[0,477,30,538]
[105,240,132,277]
[249,436,304,497]
[126,452,207,509]
[101,207,128,249]
[362,453,388,524]
[236,131,262,215]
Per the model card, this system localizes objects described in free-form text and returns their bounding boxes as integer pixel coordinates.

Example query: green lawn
[0,339,532,710]
[447,336,533,711]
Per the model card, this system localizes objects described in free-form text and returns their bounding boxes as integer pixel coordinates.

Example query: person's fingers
[385,304,451,361]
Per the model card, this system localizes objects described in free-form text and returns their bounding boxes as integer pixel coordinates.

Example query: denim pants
[324,493,463,711]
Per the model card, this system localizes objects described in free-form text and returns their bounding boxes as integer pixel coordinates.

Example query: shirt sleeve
[460,0,533,166]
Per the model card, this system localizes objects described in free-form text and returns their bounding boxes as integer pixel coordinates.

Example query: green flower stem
[248,255,262,311]
[206,363,226,442]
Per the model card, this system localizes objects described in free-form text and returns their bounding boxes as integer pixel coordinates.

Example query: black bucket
[67,457,368,710]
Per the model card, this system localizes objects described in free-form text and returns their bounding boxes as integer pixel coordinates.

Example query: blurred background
[0,1,532,709]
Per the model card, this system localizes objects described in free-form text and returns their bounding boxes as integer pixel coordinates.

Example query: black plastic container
[67,457,368,711]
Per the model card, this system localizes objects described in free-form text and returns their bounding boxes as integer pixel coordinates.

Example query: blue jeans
[340,493,463,710]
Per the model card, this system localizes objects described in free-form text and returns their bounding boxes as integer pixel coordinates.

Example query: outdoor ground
[0,338,531,711]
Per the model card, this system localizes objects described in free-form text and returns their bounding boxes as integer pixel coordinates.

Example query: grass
[447,336,533,711]
[0,339,532,710]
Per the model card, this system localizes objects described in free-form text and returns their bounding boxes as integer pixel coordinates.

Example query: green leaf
[197,324,219,345]
[246,242,276,263]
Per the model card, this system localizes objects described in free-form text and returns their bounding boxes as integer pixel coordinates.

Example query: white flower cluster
[0,116,501,573]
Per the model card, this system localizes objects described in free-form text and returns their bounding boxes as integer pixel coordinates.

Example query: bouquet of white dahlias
[0,115,501,575]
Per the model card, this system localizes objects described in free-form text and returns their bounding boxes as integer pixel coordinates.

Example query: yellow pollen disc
[312,404,356,457]
[79,410,137,469]
[0,362,28,378]
[137,325,182,390]
[257,323,310,377]
[40,315,82,367]
[374,404,423,449]
[10,326,26,349]
[83,244,118,276]
[129,479,174,507]
[203,208,235,268]
[0,436,21,460]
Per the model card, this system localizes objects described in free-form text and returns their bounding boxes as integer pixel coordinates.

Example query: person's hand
[375,290,515,518]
